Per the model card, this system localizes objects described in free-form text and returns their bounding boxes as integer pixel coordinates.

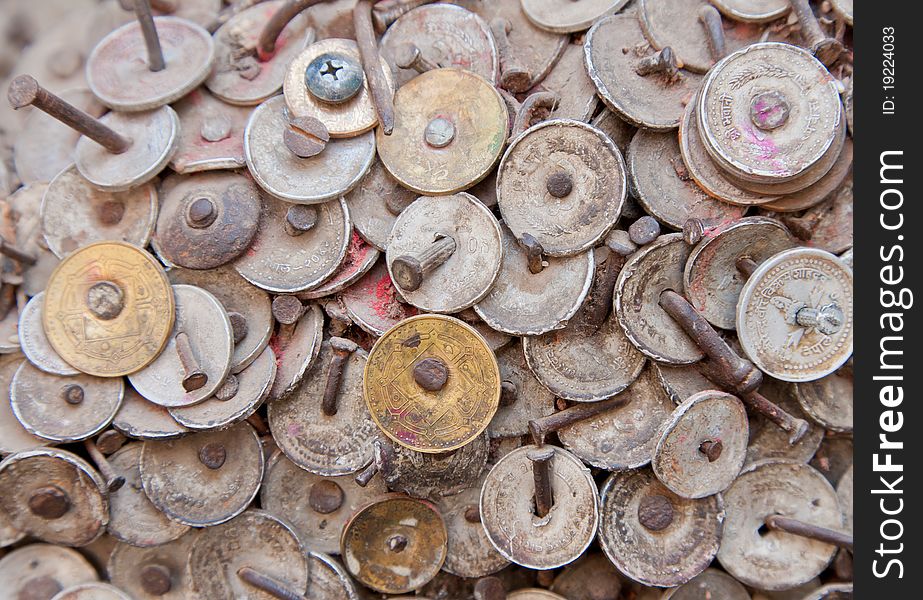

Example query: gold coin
[376,68,508,195]
[364,315,500,453]
[43,241,175,377]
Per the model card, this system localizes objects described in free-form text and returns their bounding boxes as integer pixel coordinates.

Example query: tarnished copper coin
[140,422,263,527]
[795,368,853,433]
[0,448,108,546]
[189,510,309,599]
[261,451,388,555]
[170,88,251,174]
[340,260,419,337]
[377,68,508,195]
[382,433,488,500]
[298,232,380,300]
[718,460,842,590]
[737,248,853,382]
[437,480,510,578]
[86,16,215,111]
[340,495,447,594]
[268,303,324,401]
[614,234,705,364]
[364,315,500,453]
[684,216,795,330]
[108,531,197,600]
[498,119,626,257]
[711,0,790,23]
[19,293,79,376]
[345,160,417,251]
[488,343,555,438]
[0,544,98,598]
[43,241,175,377]
[480,445,598,570]
[111,388,189,441]
[43,165,158,259]
[521,0,629,33]
[662,568,751,600]
[597,468,724,587]
[51,582,132,599]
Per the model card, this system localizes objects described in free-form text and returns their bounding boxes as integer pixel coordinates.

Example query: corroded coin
[614,234,704,364]
[340,495,447,594]
[51,582,132,599]
[838,464,853,536]
[521,0,629,33]
[480,445,598,570]
[746,377,824,466]
[43,165,158,259]
[269,340,378,475]
[111,388,189,441]
[662,568,751,600]
[345,160,417,251]
[437,480,510,578]
[550,553,623,600]
[498,119,625,257]
[299,233,380,300]
[488,343,555,438]
[340,260,419,337]
[761,140,854,213]
[718,460,842,590]
[736,248,853,382]
[0,544,98,597]
[381,433,488,500]
[261,451,388,555]
[268,303,324,400]
[43,241,175,377]
[810,436,853,486]
[108,531,197,600]
[364,315,500,453]
[795,368,853,433]
[683,216,795,330]
[654,363,723,405]
[711,0,790,23]
[377,68,508,195]
[18,293,79,376]
[799,179,854,255]
[597,468,723,587]
[386,194,503,313]
[170,88,251,173]
[140,422,263,527]
[233,194,351,293]
[189,510,309,599]
[307,552,361,600]
[0,448,108,546]
[539,42,599,122]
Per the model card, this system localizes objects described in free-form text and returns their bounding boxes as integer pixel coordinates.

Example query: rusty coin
[268,303,324,400]
[382,433,488,500]
[108,531,197,600]
[170,88,251,173]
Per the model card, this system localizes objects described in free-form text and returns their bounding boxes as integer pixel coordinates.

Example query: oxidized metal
[654,363,720,405]
[345,160,417,251]
[340,260,419,336]
[550,553,623,600]
[795,368,853,432]
[437,479,510,578]
[0,544,98,599]
[382,433,488,500]
[746,377,824,465]
[487,343,555,438]
[107,531,197,600]
[520,0,629,33]
[18,293,79,376]
[761,139,854,213]
[298,232,380,300]
[797,179,854,255]
[170,88,251,174]
[711,0,790,23]
[307,551,361,600]
[268,303,324,400]
[661,568,751,600]
[111,388,189,441]
[8,184,61,297]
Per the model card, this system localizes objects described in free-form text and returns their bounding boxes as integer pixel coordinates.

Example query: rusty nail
[322,337,359,416]
[371,0,438,33]
[546,171,573,198]
[628,216,661,246]
[736,384,809,444]
[97,200,126,226]
[490,18,532,93]
[527,446,554,518]
[284,205,318,237]
[474,577,506,600]
[736,256,758,278]
[214,374,240,401]
[28,486,71,519]
[139,564,173,596]
[635,46,680,77]
[576,250,625,332]
[61,384,85,405]
[511,91,558,140]
[228,312,249,345]
[238,566,309,600]
[464,504,481,524]
[272,295,305,341]
[175,331,208,392]
[86,281,125,321]
[284,115,329,158]
[198,442,227,470]
[132,0,166,72]
[391,234,456,292]
[499,381,517,407]
[699,439,723,462]
[354,0,395,135]
[84,438,126,493]
[780,212,822,241]
[682,217,722,246]
[256,0,325,60]
[96,429,127,455]
[750,90,791,131]
[412,357,449,391]
[186,197,218,229]
[698,5,727,61]
[308,479,345,514]
[638,494,674,531]
[789,0,844,66]
[247,412,270,436]
[393,42,439,73]
[528,394,632,446]
[518,232,546,275]
[0,235,36,265]
[765,514,853,551]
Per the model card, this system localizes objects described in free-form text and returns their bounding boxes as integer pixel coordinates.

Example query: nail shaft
[518,233,545,275]
[371,0,438,33]
[528,394,632,446]
[174,331,208,392]
[528,447,554,518]
[698,5,726,61]
[393,43,438,73]
[238,567,309,600]
[390,235,456,292]
[0,235,36,265]
[133,0,166,72]
[84,438,126,493]
[322,337,358,416]
[354,0,395,135]
[257,0,326,60]
[490,18,531,93]
[766,515,853,551]
[789,0,844,65]
[635,47,679,77]
[355,439,388,487]
[736,256,758,278]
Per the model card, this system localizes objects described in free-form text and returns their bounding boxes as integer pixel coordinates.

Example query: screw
[635,47,680,77]
[284,205,318,237]
[139,564,173,596]
[322,337,359,416]
[371,0,439,33]
[499,381,518,407]
[699,439,723,462]
[412,357,449,391]
[750,90,791,131]
[86,281,125,321]
[8,75,132,154]
[354,0,396,135]
[474,577,506,600]
[424,117,456,148]
[490,18,532,94]
[174,331,208,392]
[28,486,71,519]
[789,0,844,66]
[272,295,306,342]
[698,5,727,61]
[228,312,249,345]
[464,504,481,523]
[527,446,555,518]
[132,0,166,72]
[198,442,227,470]
[391,234,456,292]
[765,514,853,551]
[238,566,309,600]
[0,235,36,265]
[518,232,546,275]
[186,197,218,229]
[628,216,661,246]
[637,494,674,531]
[214,374,240,401]
[304,53,364,104]
[546,171,573,198]
[96,430,127,455]
[284,115,329,158]
[84,438,126,493]
[61,384,85,405]
[308,479,345,514]
[528,394,632,446]
[393,43,439,74]
[510,91,558,140]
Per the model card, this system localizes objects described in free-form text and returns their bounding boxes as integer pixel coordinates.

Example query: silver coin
[746,377,823,466]
[170,88,251,173]
[307,552,360,600]
[268,303,324,401]
[837,464,853,536]
[488,342,555,438]
[794,368,853,433]
[18,293,79,376]
[111,387,189,441]
[345,160,417,252]
[710,0,790,23]
[297,232,380,300]
[540,42,599,122]
[107,531,198,600]
[652,362,717,405]
[438,480,510,578]
[340,260,420,337]
[521,0,630,33]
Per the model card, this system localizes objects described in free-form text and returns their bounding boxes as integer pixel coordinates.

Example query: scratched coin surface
[736,248,853,382]
[18,293,79,376]
[498,120,626,257]
[438,480,510,578]
[597,468,724,587]
[488,343,555,438]
[245,96,376,204]
[170,88,251,173]
[189,510,309,599]
[377,68,508,195]
[795,368,853,432]
[340,260,419,337]
[345,160,417,251]
[615,234,705,364]
[42,165,159,259]
[269,341,378,475]
[108,531,198,600]
[480,445,598,570]
[386,194,503,313]
[585,14,704,130]
[111,387,189,441]
[520,0,629,33]
[627,129,746,230]
[557,366,674,470]
[698,43,843,184]
[140,422,263,527]
[710,0,790,22]
[381,4,498,86]
[341,495,447,594]
[268,303,324,400]
[365,315,500,453]
[106,443,190,548]
[382,433,488,500]
[662,568,751,600]
[718,460,842,590]
[0,544,98,598]
[684,217,795,330]
[43,241,175,377]
[260,451,388,555]
[0,448,108,547]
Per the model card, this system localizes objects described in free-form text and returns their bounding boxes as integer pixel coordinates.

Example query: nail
[474,577,506,600]
[736,256,758,278]
[789,0,844,66]
[61,384,85,406]
[97,201,126,227]
[322,337,359,416]
[638,493,674,531]
[518,232,546,275]
[256,0,325,60]
[355,438,388,487]
[354,0,395,135]
[198,442,227,470]
[237,567,309,600]
[272,295,306,341]
[284,205,319,237]
[139,564,173,596]
[371,0,438,33]
[750,90,791,131]
[96,429,127,455]
[490,18,532,93]
[28,486,71,519]
[0,235,36,265]
[186,197,218,229]
[765,514,853,551]
[628,216,661,246]
[322,299,352,338]
[499,381,518,407]
[8,75,132,154]
[697,5,727,61]
[284,115,329,158]
[576,250,625,331]
[132,0,166,72]
[699,439,723,462]
[635,47,679,77]
[682,217,723,246]
[464,504,481,523]
[546,171,573,198]
[86,281,125,321]
[174,331,208,392]
[228,312,249,345]
[393,43,439,73]
[247,412,270,436]
[308,479,345,514]
[412,357,449,391]
[528,395,632,446]
[424,116,455,148]
[527,446,554,518]
[391,234,456,292]
[780,213,822,241]
[84,438,126,492]
[510,91,558,140]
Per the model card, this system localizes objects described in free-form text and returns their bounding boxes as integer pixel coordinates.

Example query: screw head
[424,117,456,148]
[413,357,449,391]
[28,486,71,519]
[637,494,674,531]
[61,384,85,405]
[86,281,124,320]
[546,171,573,198]
[198,442,227,470]
[228,312,249,345]
[749,90,791,131]
[186,197,218,229]
[305,53,364,104]
[272,295,305,325]
[308,479,345,514]
[284,115,329,158]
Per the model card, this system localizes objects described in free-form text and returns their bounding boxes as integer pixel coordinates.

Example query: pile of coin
[0,0,853,598]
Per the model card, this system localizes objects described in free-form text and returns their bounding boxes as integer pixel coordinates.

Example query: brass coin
[364,315,500,453]
[43,242,175,377]
[377,68,508,195]
[340,495,448,594]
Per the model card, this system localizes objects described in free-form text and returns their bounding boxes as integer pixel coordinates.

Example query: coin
[108,531,197,600]
[488,343,555,438]
[736,248,853,382]
[170,88,252,174]
[653,362,718,405]
[437,480,510,578]
[746,377,823,466]
[710,0,790,23]
[298,232,380,300]
[795,368,853,433]
[799,179,854,255]
[382,433,488,500]
[662,568,751,600]
[718,460,842,590]
[0,448,108,546]
[18,293,79,376]
[550,553,623,600]
[639,0,726,73]
[508,591,567,600]
[0,502,24,548]
[268,303,324,400]
[43,241,174,377]
[52,582,132,599]
[761,139,854,213]
[340,260,419,336]
[0,544,98,598]
[140,422,263,527]
[340,495,447,594]
[345,160,417,251]
[498,119,625,257]
[810,435,853,486]
[364,315,500,453]
[597,468,723,587]
[377,68,508,195]
[521,0,629,33]
[386,194,503,313]
[7,184,61,297]
[111,387,189,441]
[837,463,853,535]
